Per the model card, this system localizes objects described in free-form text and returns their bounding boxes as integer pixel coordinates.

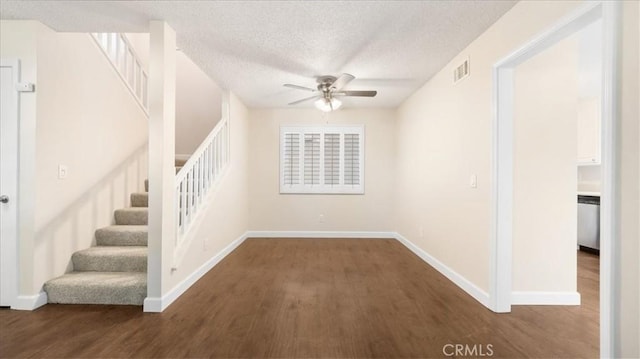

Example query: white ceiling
[0,1,516,109]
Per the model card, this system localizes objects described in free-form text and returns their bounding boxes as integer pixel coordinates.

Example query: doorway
[490,1,618,358]
[0,59,20,308]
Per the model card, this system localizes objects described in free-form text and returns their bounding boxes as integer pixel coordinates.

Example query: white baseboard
[511,291,581,305]
[143,232,248,313]
[175,153,191,161]
[12,291,47,310]
[246,230,396,239]
[394,232,491,309]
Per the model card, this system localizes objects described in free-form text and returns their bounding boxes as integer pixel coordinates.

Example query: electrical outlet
[319,214,325,223]
[58,165,68,179]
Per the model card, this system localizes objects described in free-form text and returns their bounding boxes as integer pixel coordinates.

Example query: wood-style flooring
[0,239,599,358]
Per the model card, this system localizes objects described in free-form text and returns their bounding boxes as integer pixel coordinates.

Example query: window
[280,125,364,194]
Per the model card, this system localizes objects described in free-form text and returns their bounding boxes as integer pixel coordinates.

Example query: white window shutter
[282,133,300,186]
[344,133,360,185]
[304,133,320,185]
[324,133,340,185]
[280,125,364,194]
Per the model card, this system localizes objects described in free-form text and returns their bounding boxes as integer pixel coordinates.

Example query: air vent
[454,57,470,84]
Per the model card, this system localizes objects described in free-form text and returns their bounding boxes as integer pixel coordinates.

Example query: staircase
[44,183,151,305]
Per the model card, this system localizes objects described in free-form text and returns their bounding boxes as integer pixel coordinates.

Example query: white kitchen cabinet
[577,96,601,165]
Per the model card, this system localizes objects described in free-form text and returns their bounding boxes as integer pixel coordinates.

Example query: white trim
[246,231,396,239]
[511,291,581,306]
[491,2,617,357]
[395,233,491,308]
[12,292,47,310]
[175,153,191,162]
[144,232,248,312]
[0,58,20,308]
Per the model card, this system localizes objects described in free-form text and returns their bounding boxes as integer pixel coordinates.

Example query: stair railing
[91,33,149,116]
[174,117,230,249]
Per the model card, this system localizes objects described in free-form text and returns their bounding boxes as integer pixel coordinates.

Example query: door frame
[489,1,619,358]
[0,58,21,308]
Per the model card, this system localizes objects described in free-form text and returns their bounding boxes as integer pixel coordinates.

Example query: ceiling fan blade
[333,90,377,97]
[330,73,355,91]
[288,95,321,105]
[284,84,317,92]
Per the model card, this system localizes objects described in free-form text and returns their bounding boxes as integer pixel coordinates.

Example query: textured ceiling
[0,1,516,109]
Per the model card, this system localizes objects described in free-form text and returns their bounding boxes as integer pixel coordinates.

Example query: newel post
[144,21,176,312]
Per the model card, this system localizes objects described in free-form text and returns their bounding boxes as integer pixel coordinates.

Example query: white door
[0,60,19,307]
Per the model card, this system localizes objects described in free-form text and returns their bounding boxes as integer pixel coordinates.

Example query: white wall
[165,92,249,290]
[175,51,222,156]
[394,1,585,293]
[512,33,578,293]
[248,108,395,233]
[1,21,149,295]
[124,33,223,157]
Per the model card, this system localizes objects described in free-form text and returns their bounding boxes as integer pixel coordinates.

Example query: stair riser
[72,253,147,272]
[44,274,146,305]
[45,284,146,305]
[130,193,148,207]
[114,210,148,225]
[96,230,147,246]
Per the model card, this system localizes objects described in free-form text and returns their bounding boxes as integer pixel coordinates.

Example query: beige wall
[175,51,222,155]
[166,92,249,289]
[512,33,579,292]
[124,33,223,156]
[1,21,149,294]
[248,108,395,233]
[394,1,583,292]
[618,1,640,357]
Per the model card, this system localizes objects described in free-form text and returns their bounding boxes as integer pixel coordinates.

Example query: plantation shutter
[324,133,340,185]
[304,134,320,185]
[280,126,364,194]
[282,133,300,186]
[344,133,360,185]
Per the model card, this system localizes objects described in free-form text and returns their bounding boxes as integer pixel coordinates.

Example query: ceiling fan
[284,73,377,112]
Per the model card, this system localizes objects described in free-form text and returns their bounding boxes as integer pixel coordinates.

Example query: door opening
[490,2,618,357]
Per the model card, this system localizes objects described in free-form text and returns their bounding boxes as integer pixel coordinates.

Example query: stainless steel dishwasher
[578,195,600,254]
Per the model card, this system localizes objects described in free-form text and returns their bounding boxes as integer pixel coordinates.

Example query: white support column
[144,21,176,313]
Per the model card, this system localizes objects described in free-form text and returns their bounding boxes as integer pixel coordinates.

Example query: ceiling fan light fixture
[314,97,342,112]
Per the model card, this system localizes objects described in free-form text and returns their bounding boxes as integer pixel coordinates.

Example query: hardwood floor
[0,239,599,358]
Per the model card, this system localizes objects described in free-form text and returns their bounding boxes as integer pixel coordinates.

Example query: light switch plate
[470,174,477,188]
[58,165,68,179]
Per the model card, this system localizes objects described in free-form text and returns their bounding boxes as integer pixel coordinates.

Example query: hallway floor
[0,239,599,358]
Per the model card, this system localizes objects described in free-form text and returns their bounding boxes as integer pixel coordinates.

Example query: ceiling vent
[453,57,470,84]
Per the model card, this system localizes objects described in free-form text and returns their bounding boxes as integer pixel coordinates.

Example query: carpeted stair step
[114,207,148,225]
[72,246,147,272]
[175,158,188,167]
[130,193,148,207]
[95,225,148,246]
[44,272,146,305]
[144,179,149,192]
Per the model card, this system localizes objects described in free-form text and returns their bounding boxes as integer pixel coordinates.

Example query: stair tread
[97,225,148,233]
[75,246,147,257]
[44,272,146,305]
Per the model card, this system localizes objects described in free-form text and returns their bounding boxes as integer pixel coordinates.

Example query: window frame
[279,125,365,194]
